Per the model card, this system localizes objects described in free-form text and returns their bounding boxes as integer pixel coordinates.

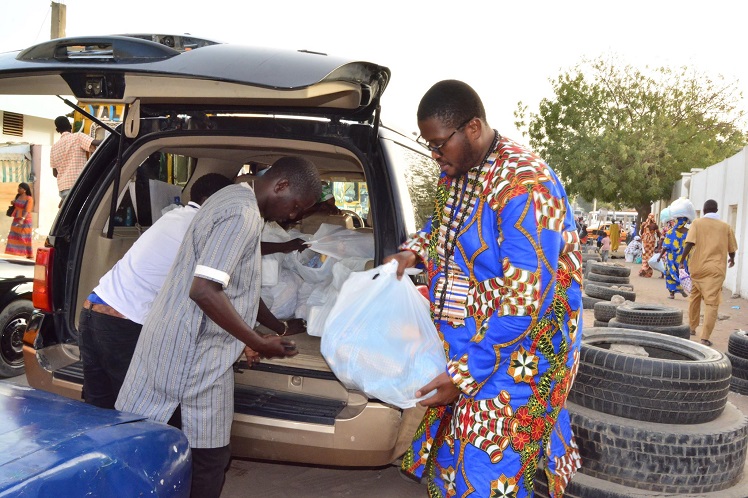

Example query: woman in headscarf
[638,214,660,277]
[658,216,690,298]
[625,235,643,262]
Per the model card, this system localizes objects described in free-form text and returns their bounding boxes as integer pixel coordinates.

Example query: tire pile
[728,329,748,395]
[583,262,636,311]
[535,327,748,497]
[605,302,691,339]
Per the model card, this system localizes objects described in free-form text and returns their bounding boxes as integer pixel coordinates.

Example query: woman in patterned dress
[638,214,660,277]
[5,182,34,259]
[658,216,689,298]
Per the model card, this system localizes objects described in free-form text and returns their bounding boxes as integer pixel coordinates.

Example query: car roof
[0,35,390,120]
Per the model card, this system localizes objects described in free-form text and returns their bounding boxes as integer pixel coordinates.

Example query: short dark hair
[264,156,322,201]
[703,199,718,214]
[417,80,486,128]
[54,116,72,133]
[189,173,232,204]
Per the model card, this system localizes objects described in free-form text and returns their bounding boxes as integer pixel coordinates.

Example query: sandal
[690,329,696,336]
[701,339,713,347]
[668,293,674,299]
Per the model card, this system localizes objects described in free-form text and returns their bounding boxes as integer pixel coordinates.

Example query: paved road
[4,253,747,496]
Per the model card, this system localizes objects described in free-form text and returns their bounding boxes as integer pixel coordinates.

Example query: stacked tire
[580,246,600,280]
[606,302,690,339]
[591,298,624,328]
[583,262,636,311]
[535,327,746,497]
[728,329,748,395]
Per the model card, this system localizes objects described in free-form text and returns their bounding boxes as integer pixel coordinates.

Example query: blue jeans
[79,306,142,409]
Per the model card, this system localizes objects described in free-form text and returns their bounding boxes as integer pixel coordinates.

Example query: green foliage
[515,56,747,217]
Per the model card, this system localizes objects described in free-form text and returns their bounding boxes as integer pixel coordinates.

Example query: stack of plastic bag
[305,229,374,260]
[260,222,308,318]
[320,261,446,409]
[668,197,696,222]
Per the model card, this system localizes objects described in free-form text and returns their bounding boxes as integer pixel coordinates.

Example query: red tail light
[416,284,430,300]
[33,247,54,312]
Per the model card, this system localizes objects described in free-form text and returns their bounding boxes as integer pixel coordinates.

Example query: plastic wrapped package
[305,257,370,337]
[320,261,446,409]
[260,268,302,320]
[669,198,696,222]
[306,229,374,260]
[261,222,294,286]
[648,254,666,275]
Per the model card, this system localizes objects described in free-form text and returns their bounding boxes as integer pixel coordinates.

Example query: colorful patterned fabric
[639,215,659,277]
[662,216,689,293]
[5,197,33,258]
[399,135,582,497]
[50,131,94,192]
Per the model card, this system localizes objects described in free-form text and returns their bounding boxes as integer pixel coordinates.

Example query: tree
[515,56,747,225]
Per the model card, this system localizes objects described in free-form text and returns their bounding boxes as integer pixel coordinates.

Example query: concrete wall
[682,147,748,298]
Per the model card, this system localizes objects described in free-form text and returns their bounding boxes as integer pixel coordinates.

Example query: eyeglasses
[416,117,473,154]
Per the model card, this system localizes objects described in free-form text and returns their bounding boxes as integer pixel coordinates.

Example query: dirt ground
[220,249,748,497]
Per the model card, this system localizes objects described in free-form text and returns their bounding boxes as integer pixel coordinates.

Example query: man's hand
[416,372,460,407]
[282,238,308,253]
[729,258,735,268]
[255,334,298,359]
[382,251,417,280]
[284,318,307,336]
[244,346,261,366]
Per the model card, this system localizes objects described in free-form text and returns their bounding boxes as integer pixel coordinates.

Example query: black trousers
[168,405,232,498]
[79,307,142,409]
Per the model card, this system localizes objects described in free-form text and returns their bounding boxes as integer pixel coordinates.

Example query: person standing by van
[385,80,581,498]
[117,156,321,498]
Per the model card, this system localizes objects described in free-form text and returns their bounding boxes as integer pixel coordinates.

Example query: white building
[668,146,748,298]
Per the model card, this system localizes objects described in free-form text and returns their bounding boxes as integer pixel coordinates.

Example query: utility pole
[50,2,66,39]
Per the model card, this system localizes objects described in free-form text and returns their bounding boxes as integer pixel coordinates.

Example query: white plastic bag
[648,254,666,274]
[669,198,696,222]
[260,268,301,319]
[320,260,446,409]
[305,258,370,337]
[261,222,293,286]
[306,229,374,260]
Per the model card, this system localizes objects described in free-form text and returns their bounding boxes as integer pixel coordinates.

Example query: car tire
[586,272,630,284]
[593,301,620,322]
[730,375,748,395]
[728,329,748,358]
[614,303,683,327]
[568,328,731,425]
[592,319,608,327]
[606,318,691,339]
[585,283,636,302]
[582,295,603,310]
[727,352,748,380]
[565,401,748,494]
[0,299,34,378]
[588,262,631,277]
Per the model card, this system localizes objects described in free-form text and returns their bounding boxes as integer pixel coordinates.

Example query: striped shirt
[116,183,262,448]
[50,131,95,192]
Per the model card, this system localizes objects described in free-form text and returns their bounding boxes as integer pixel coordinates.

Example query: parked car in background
[587,221,629,242]
[0,383,190,496]
[0,258,33,378]
[0,35,438,466]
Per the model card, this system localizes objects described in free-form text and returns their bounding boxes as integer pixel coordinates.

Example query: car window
[382,139,440,233]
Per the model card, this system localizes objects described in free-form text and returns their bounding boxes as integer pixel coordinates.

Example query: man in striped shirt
[50,116,101,205]
[117,156,321,498]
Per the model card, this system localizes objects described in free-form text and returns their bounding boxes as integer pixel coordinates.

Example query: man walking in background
[680,199,738,346]
[50,116,101,206]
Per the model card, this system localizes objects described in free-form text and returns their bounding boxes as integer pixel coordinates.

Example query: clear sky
[1,0,745,140]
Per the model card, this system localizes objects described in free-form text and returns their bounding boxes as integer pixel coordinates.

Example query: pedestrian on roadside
[116,156,321,498]
[600,233,611,261]
[50,116,102,207]
[4,182,34,259]
[680,200,738,346]
[658,216,690,299]
[385,80,581,497]
[610,219,621,252]
[639,214,660,277]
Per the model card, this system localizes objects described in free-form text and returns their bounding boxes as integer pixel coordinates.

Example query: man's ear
[273,178,290,194]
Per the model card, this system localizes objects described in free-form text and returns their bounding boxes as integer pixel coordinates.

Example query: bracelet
[278,321,288,337]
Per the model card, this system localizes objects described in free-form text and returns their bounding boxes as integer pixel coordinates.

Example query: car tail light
[416,284,430,301]
[33,247,54,312]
